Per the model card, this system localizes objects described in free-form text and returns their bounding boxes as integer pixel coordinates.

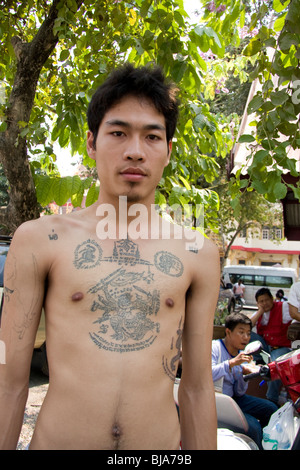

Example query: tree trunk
[0,0,84,233]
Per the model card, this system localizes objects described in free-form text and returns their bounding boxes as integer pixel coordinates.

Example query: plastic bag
[262,402,296,450]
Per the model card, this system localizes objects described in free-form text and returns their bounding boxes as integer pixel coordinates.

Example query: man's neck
[224,337,238,356]
[94,194,160,241]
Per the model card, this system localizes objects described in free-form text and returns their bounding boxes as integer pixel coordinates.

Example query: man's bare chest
[47,237,189,354]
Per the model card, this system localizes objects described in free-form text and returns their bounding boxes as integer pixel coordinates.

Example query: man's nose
[124,137,145,161]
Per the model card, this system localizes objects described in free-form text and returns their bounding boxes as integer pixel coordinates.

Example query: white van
[223,265,297,307]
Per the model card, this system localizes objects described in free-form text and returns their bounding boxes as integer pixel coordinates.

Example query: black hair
[87,63,180,149]
[255,287,273,301]
[225,312,252,332]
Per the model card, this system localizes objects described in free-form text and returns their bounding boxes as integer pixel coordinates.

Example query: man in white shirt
[233,279,245,298]
[287,281,300,347]
[288,281,300,322]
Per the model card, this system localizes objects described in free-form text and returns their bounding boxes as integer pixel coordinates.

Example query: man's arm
[178,237,220,450]
[0,221,46,449]
[288,284,300,322]
[289,304,300,322]
[250,305,264,327]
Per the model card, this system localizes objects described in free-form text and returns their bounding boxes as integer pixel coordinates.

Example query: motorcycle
[174,341,300,450]
[243,346,300,450]
[234,293,246,312]
[216,341,300,449]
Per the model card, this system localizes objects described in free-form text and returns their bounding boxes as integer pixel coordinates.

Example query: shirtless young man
[0,64,220,450]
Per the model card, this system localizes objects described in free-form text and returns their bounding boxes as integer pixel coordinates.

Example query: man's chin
[120,186,144,203]
[126,194,143,203]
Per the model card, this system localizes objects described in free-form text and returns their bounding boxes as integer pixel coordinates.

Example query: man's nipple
[165,297,174,308]
[71,292,84,301]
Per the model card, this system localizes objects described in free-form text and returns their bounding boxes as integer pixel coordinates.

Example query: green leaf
[273,182,287,199]
[243,39,262,56]
[85,183,99,207]
[273,0,290,13]
[238,134,255,143]
[247,94,264,113]
[0,121,7,132]
[270,89,289,106]
[273,15,286,32]
[52,177,73,206]
[59,49,70,61]
[36,175,53,206]
[278,32,299,52]
[251,179,268,194]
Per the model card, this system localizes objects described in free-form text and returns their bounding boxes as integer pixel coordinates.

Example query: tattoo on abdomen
[73,238,184,353]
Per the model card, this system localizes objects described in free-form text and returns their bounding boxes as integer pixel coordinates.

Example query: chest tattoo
[73,238,184,353]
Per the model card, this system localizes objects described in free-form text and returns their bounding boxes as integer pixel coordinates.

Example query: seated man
[287,281,300,347]
[288,281,300,322]
[212,313,277,449]
[251,287,292,405]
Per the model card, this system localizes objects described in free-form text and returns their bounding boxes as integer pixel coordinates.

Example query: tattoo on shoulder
[48,229,58,241]
[162,317,183,381]
[187,245,198,254]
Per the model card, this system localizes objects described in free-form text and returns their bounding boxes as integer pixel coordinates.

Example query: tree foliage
[0,0,299,233]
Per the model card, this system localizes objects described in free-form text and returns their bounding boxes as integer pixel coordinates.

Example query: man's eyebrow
[105,119,166,131]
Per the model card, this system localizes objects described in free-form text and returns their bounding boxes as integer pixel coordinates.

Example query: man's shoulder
[290,282,300,294]
[11,211,83,246]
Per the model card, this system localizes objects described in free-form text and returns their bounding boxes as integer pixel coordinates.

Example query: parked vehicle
[244,346,300,450]
[218,284,236,313]
[0,235,47,372]
[196,341,300,450]
[223,265,297,306]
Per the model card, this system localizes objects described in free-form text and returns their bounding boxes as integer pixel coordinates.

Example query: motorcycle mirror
[259,350,271,364]
[243,340,262,355]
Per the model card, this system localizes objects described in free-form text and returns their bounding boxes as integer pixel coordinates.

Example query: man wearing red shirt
[251,288,292,405]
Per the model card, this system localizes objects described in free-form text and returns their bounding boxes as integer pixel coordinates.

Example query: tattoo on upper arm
[14,254,42,340]
[5,253,42,340]
[3,286,14,302]
[72,237,184,354]
[162,317,183,381]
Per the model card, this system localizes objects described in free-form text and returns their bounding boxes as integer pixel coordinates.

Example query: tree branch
[0,0,85,233]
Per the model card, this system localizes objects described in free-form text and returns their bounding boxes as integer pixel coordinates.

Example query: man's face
[256,293,274,312]
[226,323,251,351]
[87,95,171,205]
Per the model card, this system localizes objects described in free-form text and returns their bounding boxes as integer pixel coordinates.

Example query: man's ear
[225,327,231,338]
[165,140,172,167]
[86,130,96,160]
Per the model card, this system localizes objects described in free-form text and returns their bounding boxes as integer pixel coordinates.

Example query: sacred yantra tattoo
[73,237,184,353]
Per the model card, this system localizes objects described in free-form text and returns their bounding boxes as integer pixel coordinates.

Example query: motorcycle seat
[215,392,249,433]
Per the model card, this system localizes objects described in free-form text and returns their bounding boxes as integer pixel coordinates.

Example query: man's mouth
[120,167,147,182]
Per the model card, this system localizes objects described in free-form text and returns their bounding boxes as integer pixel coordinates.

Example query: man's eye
[148,134,160,140]
[112,131,124,137]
